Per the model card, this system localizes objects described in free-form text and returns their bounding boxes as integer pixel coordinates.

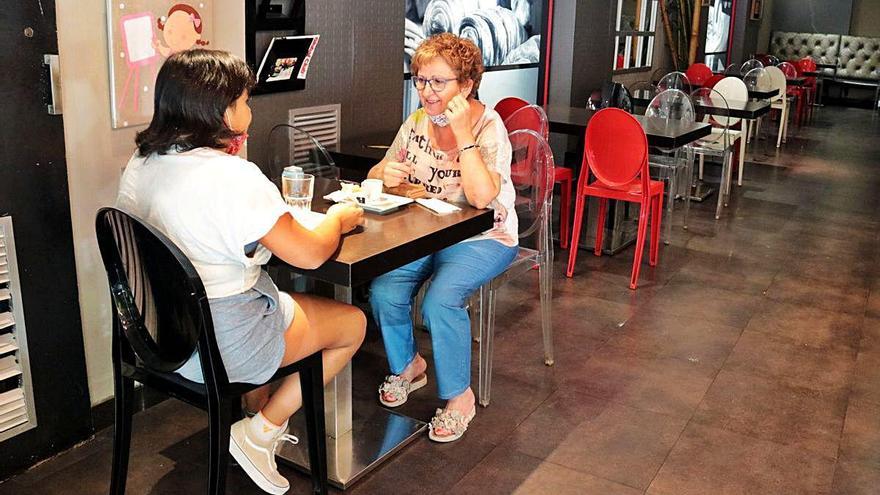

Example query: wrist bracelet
[458,143,480,154]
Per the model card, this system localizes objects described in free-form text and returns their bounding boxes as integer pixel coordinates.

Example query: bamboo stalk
[688,0,701,65]
[659,0,680,70]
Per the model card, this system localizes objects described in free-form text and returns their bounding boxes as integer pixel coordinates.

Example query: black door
[0,0,92,478]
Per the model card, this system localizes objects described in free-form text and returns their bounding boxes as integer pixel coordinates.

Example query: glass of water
[282,173,314,211]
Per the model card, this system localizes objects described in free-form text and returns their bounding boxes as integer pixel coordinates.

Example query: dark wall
[731,0,766,64]
[248,0,404,167]
[571,0,615,106]
[549,0,615,107]
[771,0,854,34]
[0,0,92,478]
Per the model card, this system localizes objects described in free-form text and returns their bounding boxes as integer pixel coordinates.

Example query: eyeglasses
[412,76,457,92]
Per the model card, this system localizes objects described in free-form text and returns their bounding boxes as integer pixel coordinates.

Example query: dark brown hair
[135,49,255,156]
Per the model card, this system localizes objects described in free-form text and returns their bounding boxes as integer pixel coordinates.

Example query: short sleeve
[384,114,414,163]
[211,159,290,247]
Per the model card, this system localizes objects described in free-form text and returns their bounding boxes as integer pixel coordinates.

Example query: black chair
[95,207,328,495]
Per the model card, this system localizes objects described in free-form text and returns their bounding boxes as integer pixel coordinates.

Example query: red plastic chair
[796,57,817,120]
[778,61,806,125]
[686,63,713,86]
[565,108,664,290]
[495,96,574,248]
[703,74,725,88]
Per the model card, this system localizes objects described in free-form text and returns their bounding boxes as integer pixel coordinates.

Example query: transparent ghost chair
[723,63,741,76]
[657,71,692,93]
[628,80,657,107]
[740,58,764,75]
[742,66,774,143]
[689,87,741,219]
[645,88,696,242]
[473,128,556,407]
[266,124,340,184]
[411,129,556,407]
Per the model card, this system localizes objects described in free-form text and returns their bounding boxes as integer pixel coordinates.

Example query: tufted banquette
[770,31,880,108]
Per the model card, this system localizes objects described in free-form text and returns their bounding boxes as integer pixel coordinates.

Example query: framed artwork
[750,0,763,20]
[107,1,214,128]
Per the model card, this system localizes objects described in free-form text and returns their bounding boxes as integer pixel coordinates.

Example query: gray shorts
[177,270,295,384]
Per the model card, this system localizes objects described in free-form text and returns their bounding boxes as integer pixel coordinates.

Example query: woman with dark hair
[117,49,365,495]
[367,33,517,443]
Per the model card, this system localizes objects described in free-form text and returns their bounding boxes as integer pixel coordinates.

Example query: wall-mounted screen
[404,0,543,73]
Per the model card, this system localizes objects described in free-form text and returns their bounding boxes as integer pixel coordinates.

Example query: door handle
[43,54,63,115]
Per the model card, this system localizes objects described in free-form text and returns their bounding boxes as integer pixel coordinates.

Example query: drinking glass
[282,173,314,211]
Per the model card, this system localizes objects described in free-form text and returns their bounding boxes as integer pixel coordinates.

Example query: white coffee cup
[361,178,384,202]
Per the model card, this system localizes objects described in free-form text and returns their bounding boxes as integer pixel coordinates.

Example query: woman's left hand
[443,95,474,141]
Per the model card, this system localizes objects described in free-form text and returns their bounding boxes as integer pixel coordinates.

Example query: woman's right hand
[326,203,364,234]
[382,161,411,187]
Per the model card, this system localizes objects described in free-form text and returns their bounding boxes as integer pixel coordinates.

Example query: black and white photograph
[404,0,543,72]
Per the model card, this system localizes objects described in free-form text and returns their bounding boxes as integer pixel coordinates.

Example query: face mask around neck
[225,132,248,155]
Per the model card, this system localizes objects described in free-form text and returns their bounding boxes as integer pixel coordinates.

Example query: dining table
[270,176,494,488]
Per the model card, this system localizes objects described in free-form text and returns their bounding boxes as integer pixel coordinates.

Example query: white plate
[323,190,414,214]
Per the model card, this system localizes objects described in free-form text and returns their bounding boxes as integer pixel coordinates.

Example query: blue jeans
[370,240,518,399]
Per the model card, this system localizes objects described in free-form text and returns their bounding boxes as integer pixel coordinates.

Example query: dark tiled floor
[3,106,879,494]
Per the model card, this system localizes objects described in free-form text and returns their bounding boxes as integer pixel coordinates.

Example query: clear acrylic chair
[473,128,556,407]
[645,89,695,242]
[499,101,573,249]
[743,66,775,144]
[267,124,340,182]
[740,58,765,75]
[723,63,741,76]
[657,71,692,93]
[689,87,740,219]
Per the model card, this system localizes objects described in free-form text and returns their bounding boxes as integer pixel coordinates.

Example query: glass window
[613,0,658,71]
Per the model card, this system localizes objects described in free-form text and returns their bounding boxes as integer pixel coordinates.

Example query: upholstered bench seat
[771,31,880,109]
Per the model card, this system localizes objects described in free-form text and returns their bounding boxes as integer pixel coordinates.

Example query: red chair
[565,108,664,290]
[703,73,726,88]
[686,63,713,86]
[778,61,806,125]
[796,57,817,120]
[495,97,574,248]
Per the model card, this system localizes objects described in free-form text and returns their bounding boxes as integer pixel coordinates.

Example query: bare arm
[446,96,500,208]
[259,204,363,269]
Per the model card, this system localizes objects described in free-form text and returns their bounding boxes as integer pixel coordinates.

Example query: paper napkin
[416,198,462,215]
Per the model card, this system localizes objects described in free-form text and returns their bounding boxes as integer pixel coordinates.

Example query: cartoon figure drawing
[154,4,209,57]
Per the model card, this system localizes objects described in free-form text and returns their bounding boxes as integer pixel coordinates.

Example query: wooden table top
[272,177,495,287]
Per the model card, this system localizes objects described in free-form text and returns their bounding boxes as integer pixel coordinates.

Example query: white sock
[248,411,288,447]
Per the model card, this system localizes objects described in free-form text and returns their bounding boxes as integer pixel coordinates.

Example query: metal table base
[274,284,427,489]
[277,405,426,489]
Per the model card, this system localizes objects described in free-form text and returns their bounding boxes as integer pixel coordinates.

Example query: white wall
[56,1,245,405]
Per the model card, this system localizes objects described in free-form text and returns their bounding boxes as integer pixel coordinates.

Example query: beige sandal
[378,374,428,408]
[428,406,476,443]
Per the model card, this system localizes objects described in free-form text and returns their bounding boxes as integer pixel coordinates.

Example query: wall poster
[403,0,547,115]
[107,1,214,128]
[404,0,543,72]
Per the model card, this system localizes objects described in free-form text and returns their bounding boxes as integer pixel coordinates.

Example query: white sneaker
[229,418,299,494]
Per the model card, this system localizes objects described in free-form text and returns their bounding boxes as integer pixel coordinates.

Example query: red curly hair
[411,33,484,94]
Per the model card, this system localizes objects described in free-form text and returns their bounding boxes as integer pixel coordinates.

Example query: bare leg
[261,293,366,426]
[243,385,270,414]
